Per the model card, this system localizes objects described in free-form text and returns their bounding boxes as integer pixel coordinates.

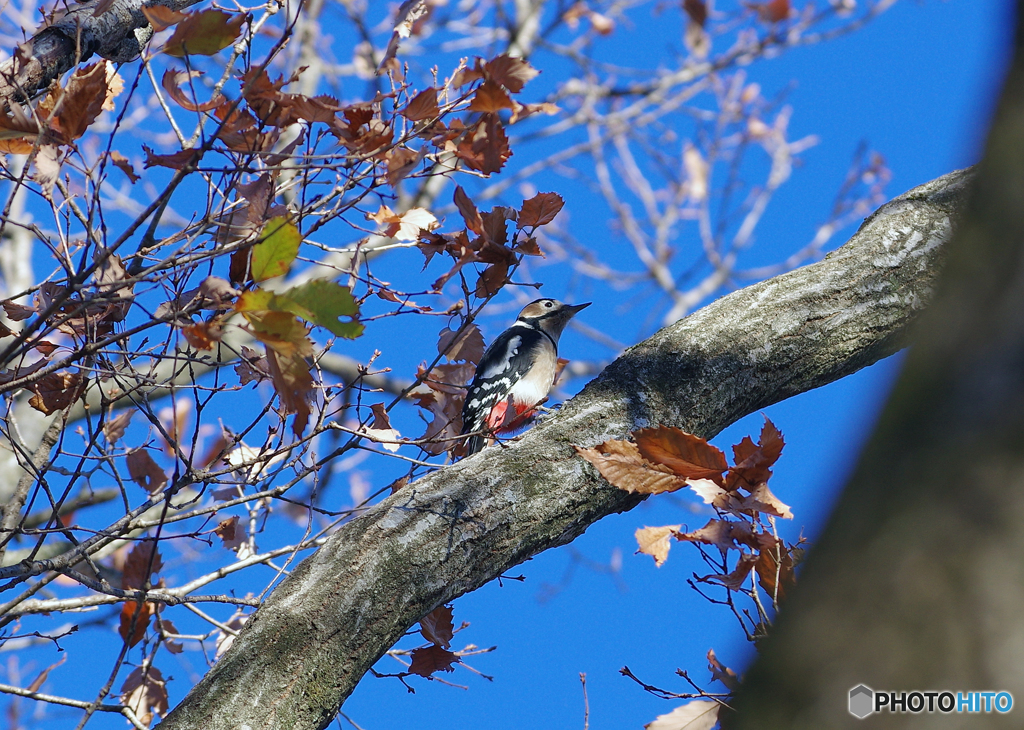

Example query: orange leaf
[574,440,689,494]
[518,192,564,227]
[409,645,460,677]
[118,601,153,647]
[634,427,728,484]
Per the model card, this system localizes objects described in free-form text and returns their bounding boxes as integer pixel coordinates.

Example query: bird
[460,298,590,456]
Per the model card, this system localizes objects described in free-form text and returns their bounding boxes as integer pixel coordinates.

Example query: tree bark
[158,168,972,730]
[0,0,203,104]
[731,5,1024,729]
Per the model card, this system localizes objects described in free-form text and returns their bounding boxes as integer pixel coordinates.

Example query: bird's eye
[544,301,553,308]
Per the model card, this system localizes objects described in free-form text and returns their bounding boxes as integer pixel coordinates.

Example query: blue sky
[0,1,1013,728]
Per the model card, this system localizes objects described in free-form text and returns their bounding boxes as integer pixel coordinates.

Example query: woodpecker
[460,298,590,456]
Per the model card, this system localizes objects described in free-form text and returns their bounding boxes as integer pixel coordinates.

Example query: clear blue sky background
[2,1,1013,728]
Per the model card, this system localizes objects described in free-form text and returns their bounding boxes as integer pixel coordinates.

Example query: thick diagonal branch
[0,0,203,104]
[159,169,971,730]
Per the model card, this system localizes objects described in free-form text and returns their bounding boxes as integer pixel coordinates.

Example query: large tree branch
[158,168,972,730]
[0,0,203,104]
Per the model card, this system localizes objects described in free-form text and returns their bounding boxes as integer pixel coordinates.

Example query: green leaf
[283,280,364,339]
[235,282,363,339]
[162,10,246,58]
[250,217,300,282]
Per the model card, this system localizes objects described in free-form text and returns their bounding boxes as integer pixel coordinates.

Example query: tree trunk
[159,168,972,729]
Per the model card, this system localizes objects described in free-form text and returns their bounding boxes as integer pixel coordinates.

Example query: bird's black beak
[568,302,591,315]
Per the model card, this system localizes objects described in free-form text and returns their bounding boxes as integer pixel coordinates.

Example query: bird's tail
[465,433,486,456]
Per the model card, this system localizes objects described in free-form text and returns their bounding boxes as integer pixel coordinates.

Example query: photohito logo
[848,685,1013,718]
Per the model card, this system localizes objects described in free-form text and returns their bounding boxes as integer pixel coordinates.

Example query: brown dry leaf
[213,515,248,551]
[574,439,689,494]
[755,534,795,603]
[420,605,454,648]
[401,87,439,121]
[755,0,791,23]
[162,68,224,113]
[143,145,200,170]
[707,648,740,691]
[103,410,133,444]
[518,192,564,227]
[453,185,484,235]
[474,263,508,297]
[484,55,539,93]
[162,9,247,57]
[367,204,439,242]
[384,146,421,185]
[737,482,792,519]
[28,371,84,414]
[684,0,708,25]
[727,416,784,490]
[514,236,543,256]
[634,426,728,485]
[635,525,681,567]
[33,144,61,199]
[685,478,731,510]
[122,539,163,589]
[109,151,139,183]
[2,299,35,320]
[158,619,184,654]
[45,63,110,143]
[360,402,402,452]
[243,310,315,435]
[126,449,168,494]
[455,114,511,175]
[120,665,169,727]
[182,321,223,351]
[677,518,756,553]
[468,80,514,113]
[235,345,271,385]
[409,645,460,677]
[141,4,187,31]
[25,655,66,693]
[706,553,758,591]
[118,601,154,647]
[645,700,720,730]
[437,323,485,364]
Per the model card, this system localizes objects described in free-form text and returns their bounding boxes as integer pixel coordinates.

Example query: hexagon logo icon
[849,685,874,719]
